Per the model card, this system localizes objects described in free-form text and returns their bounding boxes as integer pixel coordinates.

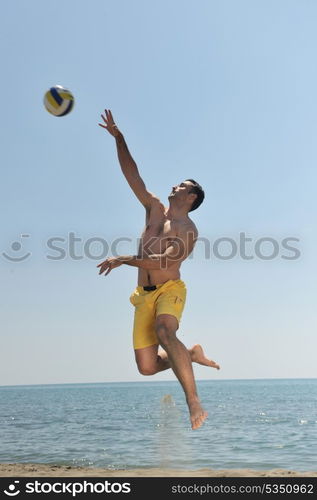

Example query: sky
[0,0,316,386]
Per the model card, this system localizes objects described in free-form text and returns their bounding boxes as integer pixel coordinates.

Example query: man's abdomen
[137,267,181,287]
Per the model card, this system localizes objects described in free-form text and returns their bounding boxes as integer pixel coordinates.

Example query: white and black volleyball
[43,85,74,117]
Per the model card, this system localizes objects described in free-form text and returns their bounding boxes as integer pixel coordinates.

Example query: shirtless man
[97,110,220,430]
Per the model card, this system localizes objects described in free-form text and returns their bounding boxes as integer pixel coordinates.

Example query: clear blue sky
[1,0,316,385]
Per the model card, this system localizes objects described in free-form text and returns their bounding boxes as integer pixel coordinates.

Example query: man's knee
[137,362,157,376]
[155,323,177,347]
[134,344,159,376]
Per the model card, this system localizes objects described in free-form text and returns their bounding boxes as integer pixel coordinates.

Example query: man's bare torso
[138,199,197,286]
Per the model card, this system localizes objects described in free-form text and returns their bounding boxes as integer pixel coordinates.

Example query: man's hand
[97,257,123,276]
[98,109,120,137]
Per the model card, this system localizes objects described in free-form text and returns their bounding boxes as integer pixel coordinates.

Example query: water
[0,379,316,471]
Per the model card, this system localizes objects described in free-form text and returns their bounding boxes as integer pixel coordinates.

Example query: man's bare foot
[188,399,208,430]
[190,344,220,370]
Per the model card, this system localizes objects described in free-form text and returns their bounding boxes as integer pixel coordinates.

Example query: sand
[0,463,316,477]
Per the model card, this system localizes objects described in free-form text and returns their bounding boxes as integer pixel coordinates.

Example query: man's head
[168,179,205,213]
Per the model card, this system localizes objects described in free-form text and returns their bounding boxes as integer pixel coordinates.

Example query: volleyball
[43,85,74,117]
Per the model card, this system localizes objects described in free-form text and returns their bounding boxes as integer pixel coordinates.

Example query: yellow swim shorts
[129,279,187,350]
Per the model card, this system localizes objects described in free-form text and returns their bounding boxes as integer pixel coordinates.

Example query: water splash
[157,394,193,469]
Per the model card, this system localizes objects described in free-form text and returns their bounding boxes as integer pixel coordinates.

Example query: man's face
[169,180,194,201]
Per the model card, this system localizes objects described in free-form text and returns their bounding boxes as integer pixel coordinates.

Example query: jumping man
[97,110,220,430]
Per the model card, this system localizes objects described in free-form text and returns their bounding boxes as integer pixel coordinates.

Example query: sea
[0,379,316,472]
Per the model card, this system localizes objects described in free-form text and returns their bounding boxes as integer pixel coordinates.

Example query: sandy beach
[0,464,316,477]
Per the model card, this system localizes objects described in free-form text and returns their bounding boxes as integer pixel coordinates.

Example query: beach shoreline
[0,463,316,477]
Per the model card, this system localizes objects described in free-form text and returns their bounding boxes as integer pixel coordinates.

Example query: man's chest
[143,217,176,239]
[140,211,178,255]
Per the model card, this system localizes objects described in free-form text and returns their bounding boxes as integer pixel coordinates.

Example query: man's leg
[154,314,208,430]
[134,344,168,375]
[134,343,220,376]
[159,345,220,370]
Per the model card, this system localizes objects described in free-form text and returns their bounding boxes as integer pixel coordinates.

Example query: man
[97,110,220,430]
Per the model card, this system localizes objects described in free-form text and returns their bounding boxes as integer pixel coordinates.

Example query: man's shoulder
[145,194,164,210]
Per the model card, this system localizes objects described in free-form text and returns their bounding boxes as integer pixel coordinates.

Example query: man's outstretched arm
[97,228,196,276]
[99,109,157,208]
[97,246,180,276]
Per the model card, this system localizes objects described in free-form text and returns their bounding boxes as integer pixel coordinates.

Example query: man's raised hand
[98,109,120,137]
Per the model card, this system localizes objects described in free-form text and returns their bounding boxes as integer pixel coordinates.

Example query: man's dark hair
[186,179,205,212]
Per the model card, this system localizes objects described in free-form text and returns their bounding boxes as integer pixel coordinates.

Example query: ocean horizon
[1,376,316,388]
[1,378,316,472]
